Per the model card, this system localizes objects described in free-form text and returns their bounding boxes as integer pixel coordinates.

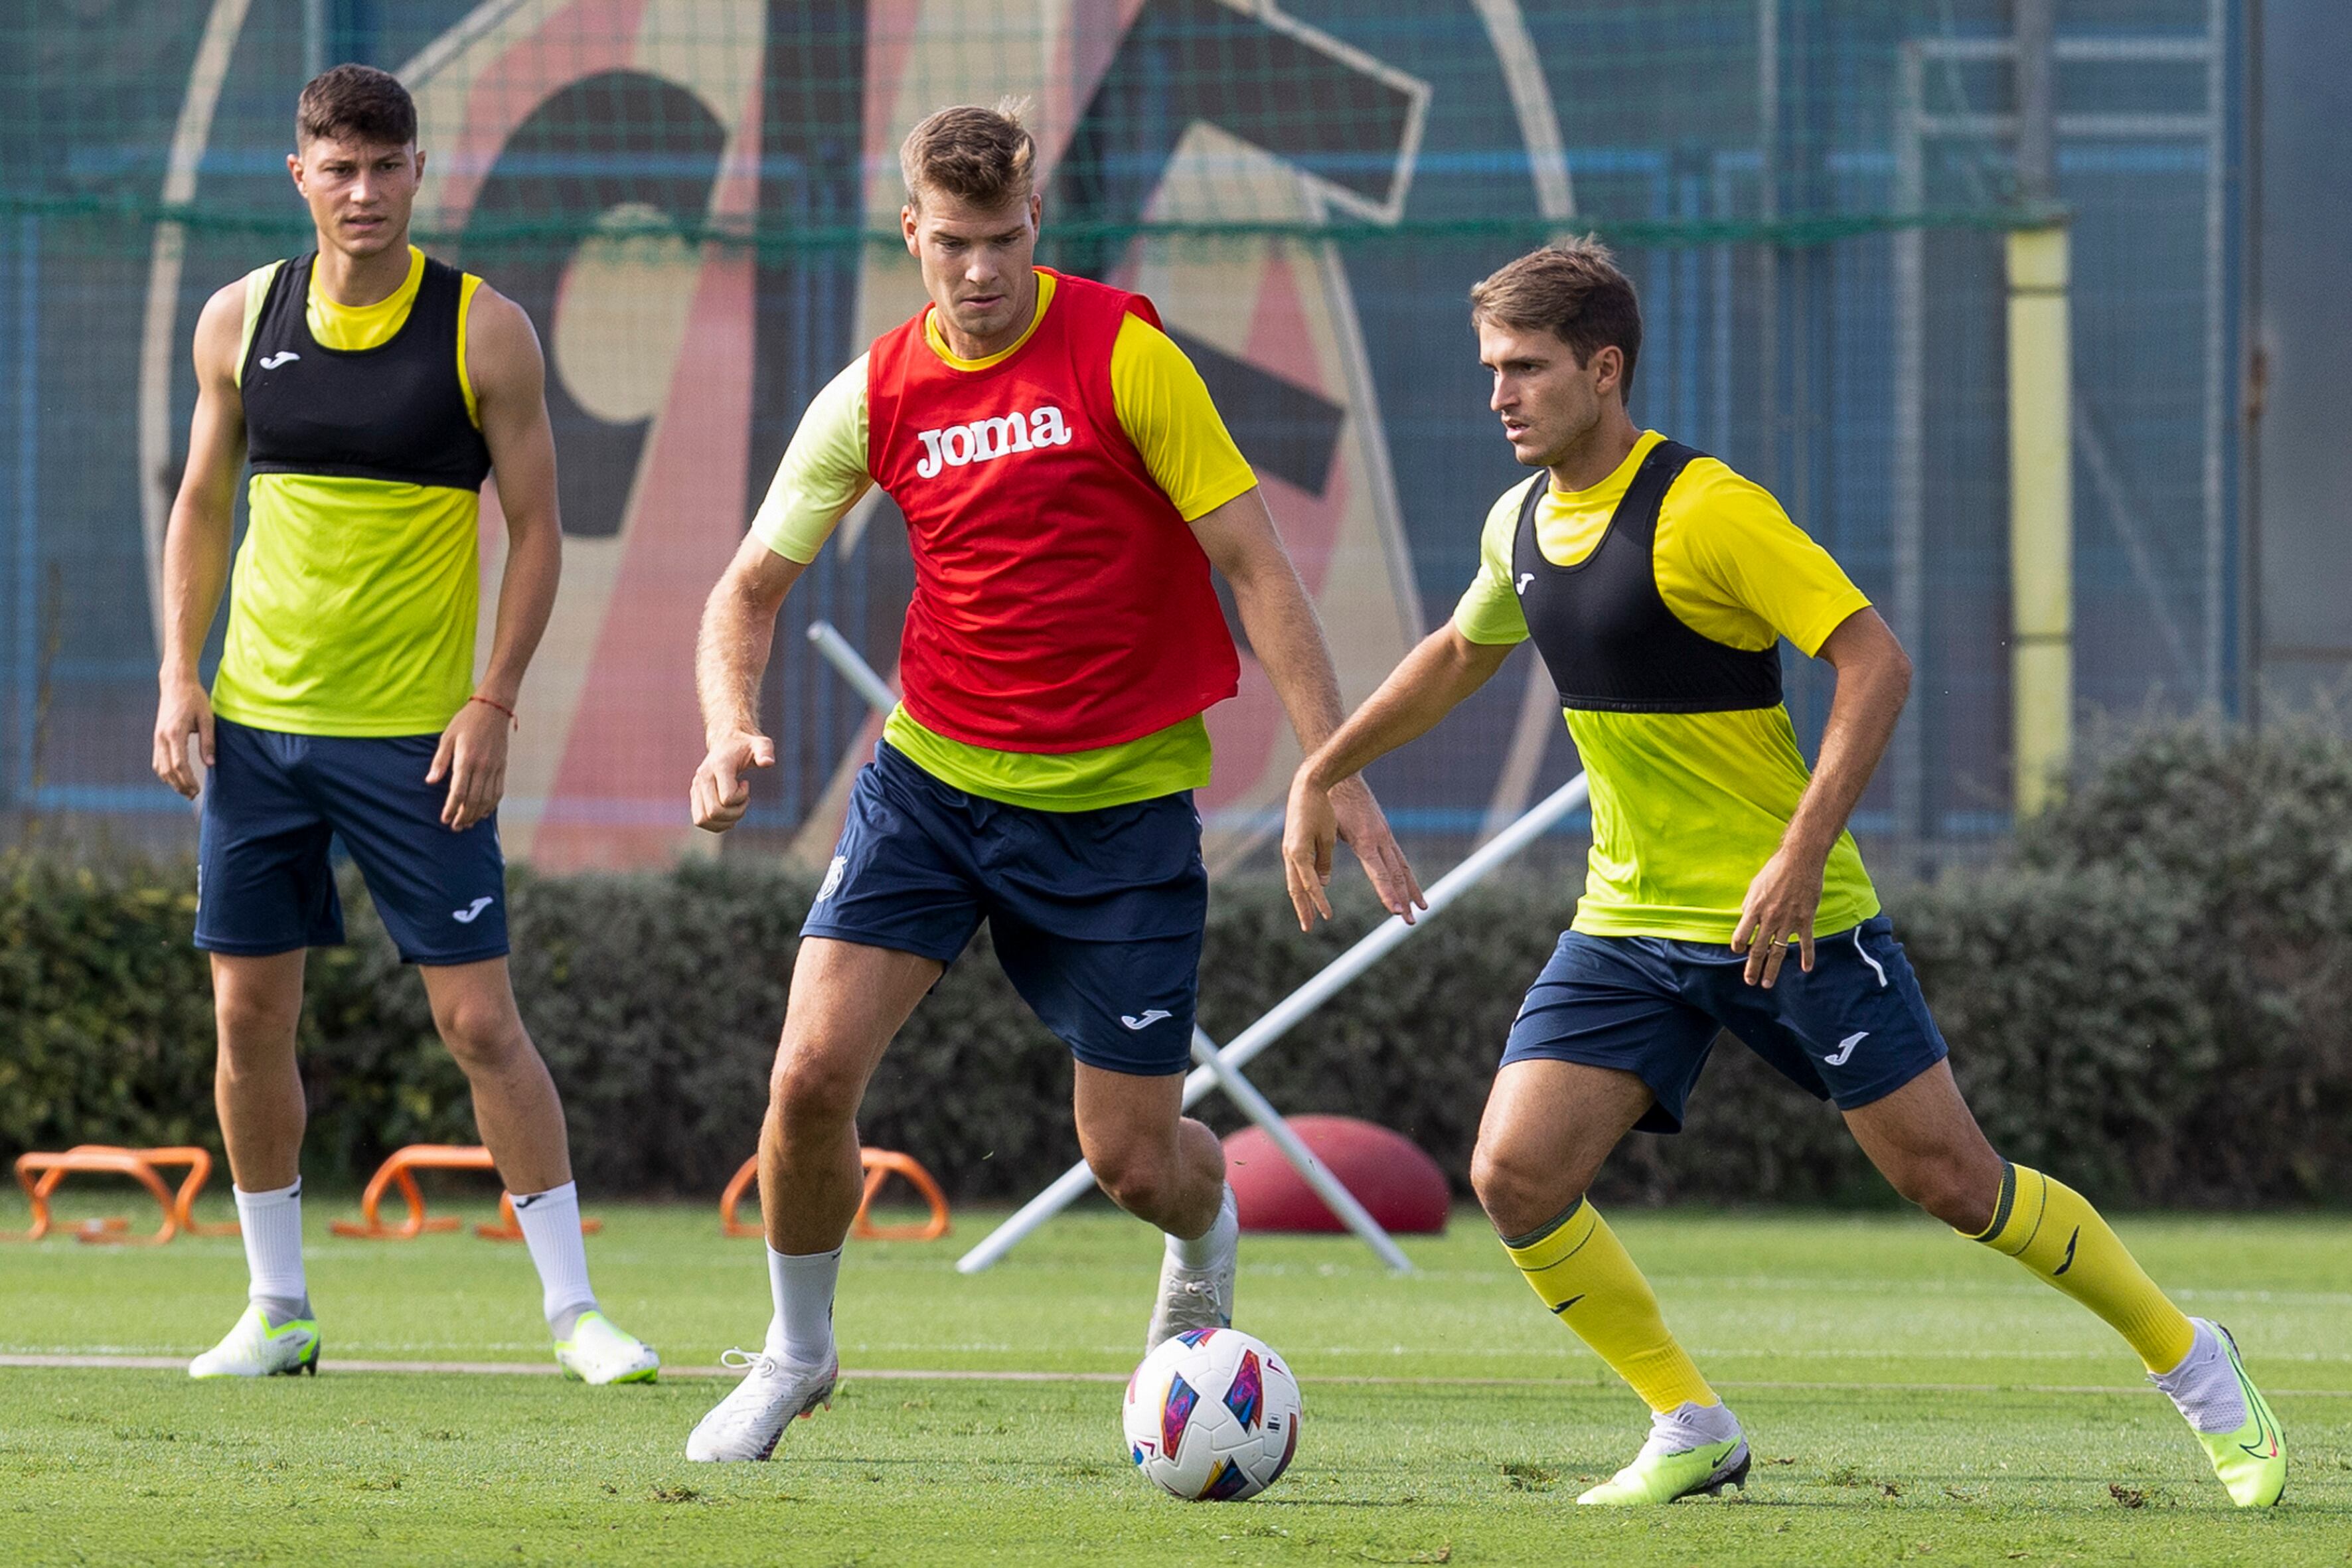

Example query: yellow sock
[1502,1198,1716,1413]
[1968,1162,2195,1373]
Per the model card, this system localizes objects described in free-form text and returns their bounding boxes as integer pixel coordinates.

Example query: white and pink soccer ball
[1122,1326,1303,1502]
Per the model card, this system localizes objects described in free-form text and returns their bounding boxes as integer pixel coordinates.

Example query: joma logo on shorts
[913,406,1073,477]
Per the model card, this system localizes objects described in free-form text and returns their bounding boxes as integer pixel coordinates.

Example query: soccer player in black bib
[152,66,655,1385]
[1280,241,2282,1508]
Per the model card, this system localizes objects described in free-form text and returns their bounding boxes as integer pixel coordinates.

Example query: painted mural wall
[2,1,2246,870]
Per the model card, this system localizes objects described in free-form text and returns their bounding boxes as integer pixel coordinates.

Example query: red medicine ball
[1221,1115,1449,1234]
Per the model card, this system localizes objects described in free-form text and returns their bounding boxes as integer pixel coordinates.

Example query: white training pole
[968,1162,1105,1266]
[955,772,1593,1273]
[807,620,901,714]
[1178,771,1591,1092]
[1188,1027,1415,1273]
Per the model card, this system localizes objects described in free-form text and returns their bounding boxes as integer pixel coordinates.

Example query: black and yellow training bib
[1453,430,1879,943]
[212,248,489,737]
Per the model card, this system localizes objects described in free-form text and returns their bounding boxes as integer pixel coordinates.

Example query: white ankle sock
[1169,1185,1239,1269]
[764,1245,840,1366]
[2149,1319,2248,1435]
[234,1180,308,1320]
[1645,1399,1743,1454]
[510,1182,597,1338]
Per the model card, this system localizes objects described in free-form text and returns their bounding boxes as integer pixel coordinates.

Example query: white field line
[4,1353,2349,1399]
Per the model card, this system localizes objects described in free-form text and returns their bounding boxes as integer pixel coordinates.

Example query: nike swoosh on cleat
[2236,1373,2279,1458]
[2217,1325,2283,1461]
[1551,1294,1585,1314]
[2053,1226,2080,1276]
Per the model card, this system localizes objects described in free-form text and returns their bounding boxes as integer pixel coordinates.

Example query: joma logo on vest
[913,406,1073,478]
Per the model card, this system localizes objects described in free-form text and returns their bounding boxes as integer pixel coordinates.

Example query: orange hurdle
[721,1148,951,1241]
[140,1146,240,1237]
[5,1145,220,1245]
[331,1144,603,1241]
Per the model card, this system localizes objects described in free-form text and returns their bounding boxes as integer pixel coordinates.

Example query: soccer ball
[1123,1326,1302,1502]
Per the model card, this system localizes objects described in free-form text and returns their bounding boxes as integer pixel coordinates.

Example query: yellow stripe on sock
[1502,1199,1716,1413]
[1969,1164,2195,1373]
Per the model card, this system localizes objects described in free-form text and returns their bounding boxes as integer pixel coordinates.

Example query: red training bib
[865,270,1239,753]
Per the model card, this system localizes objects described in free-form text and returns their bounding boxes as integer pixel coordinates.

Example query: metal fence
[0,0,2246,878]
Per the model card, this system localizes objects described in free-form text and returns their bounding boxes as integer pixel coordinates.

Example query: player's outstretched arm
[152,281,248,799]
[1731,606,1911,986]
[431,285,562,830]
[1283,625,1514,929]
[690,533,810,832]
[1190,489,1424,921]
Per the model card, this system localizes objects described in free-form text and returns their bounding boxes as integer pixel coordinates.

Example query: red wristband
[468,694,519,729]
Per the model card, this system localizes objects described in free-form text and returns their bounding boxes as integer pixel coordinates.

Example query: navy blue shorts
[195,718,508,967]
[803,742,1206,1077]
[1500,914,1948,1133]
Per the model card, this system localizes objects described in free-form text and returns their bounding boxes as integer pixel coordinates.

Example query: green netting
[0,1,2242,873]
[0,192,2040,250]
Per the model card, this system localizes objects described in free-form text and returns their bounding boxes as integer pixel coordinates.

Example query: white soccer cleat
[188,1303,321,1379]
[1145,1223,1238,1355]
[554,1310,660,1385]
[684,1349,839,1462]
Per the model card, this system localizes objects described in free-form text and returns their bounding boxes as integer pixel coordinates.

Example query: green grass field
[1,1191,2346,1565]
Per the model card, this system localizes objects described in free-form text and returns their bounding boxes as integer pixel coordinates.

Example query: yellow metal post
[2007,224,2072,816]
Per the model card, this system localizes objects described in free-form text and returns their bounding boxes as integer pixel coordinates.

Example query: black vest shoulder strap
[1512,439,1784,714]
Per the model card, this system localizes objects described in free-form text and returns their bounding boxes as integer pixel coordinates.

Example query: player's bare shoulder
[462,279,547,398]
[191,277,252,390]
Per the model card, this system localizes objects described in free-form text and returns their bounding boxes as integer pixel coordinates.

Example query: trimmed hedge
[5,722,2349,1208]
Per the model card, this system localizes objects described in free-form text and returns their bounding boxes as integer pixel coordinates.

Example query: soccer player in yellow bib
[1281,241,2283,1508]
[151,66,655,1386]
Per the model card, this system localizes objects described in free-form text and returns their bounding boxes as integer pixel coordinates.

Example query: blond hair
[900,99,1037,211]
[1469,238,1644,398]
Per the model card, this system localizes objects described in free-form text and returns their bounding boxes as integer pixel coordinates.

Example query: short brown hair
[900,100,1037,210]
[1469,238,1643,400]
[297,64,416,149]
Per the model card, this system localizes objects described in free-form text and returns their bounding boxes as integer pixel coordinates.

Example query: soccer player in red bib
[683,102,1421,1462]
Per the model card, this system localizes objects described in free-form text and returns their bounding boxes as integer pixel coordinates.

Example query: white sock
[1169,1184,1239,1269]
[234,1180,308,1322]
[1644,1399,1743,1455]
[2149,1318,2249,1435]
[510,1182,597,1339]
[764,1245,840,1366]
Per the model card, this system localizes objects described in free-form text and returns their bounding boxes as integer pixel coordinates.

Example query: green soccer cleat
[2163,1320,2286,1508]
[1577,1402,1750,1506]
[189,1303,321,1379]
[554,1310,661,1385]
